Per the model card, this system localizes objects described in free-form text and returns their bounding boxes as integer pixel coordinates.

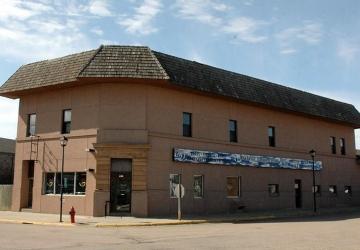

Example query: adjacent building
[0,45,359,217]
[0,138,15,185]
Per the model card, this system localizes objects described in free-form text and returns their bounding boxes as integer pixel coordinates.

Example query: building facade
[0,138,15,185]
[0,45,359,217]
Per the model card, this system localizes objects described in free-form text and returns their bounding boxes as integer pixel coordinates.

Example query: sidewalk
[0,206,358,227]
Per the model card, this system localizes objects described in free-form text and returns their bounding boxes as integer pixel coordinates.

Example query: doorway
[110,159,132,214]
[294,179,302,208]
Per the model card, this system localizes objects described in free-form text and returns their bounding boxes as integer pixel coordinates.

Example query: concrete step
[21,208,32,212]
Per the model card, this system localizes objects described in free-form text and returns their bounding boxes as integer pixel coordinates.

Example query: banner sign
[173,148,322,171]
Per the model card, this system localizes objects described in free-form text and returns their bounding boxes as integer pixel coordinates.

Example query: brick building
[0,45,359,217]
[0,138,15,185]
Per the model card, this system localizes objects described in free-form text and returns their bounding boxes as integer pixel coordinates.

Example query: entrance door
[110,159,132,214]
[27,161,35,208]
[294,179,302,208]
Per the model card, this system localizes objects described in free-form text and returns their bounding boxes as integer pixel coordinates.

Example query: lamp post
[309,149,317,213]
[59,136,68,222]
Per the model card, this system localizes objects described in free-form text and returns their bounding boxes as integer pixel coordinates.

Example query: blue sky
[0,0,359,148]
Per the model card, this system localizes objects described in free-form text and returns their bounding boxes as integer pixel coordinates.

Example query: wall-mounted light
[85,168,95,173]
[85,148,95,153]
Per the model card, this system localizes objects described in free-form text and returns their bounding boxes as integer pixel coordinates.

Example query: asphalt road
[0,213,359,250]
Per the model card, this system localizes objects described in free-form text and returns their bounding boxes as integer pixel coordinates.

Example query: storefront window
[193,175,204,198]
[226,177,240,197]
[44,173,55,194]
[76,173,87,194]
[44,172,86,195]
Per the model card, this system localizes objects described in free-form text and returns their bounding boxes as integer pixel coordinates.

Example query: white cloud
[280,48,297,55]
[223,17,268,43]
[337,39,360,64]
[91,27,104,36]
[276,21,323,54]
[0,97,18,140]
[0,1,95,62]
[88,0,112,17]
[174,0,230,26]
[118,0,162,35]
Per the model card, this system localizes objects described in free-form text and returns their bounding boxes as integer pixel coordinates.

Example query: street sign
[174,184,185,198]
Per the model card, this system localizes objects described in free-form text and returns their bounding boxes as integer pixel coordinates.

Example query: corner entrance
[294,179,302,208]
[110,159,132,214]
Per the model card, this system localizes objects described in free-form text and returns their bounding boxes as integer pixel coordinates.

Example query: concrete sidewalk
[0,207,358,227]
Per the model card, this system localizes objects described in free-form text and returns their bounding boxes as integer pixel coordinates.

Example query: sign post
[178,174,182,220]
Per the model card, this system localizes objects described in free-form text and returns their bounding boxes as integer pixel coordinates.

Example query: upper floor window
[330,136,336,154]
[26,113,36,137]
[268,126,276,147]
[229,120,237,143]
[183,112,192,137]
[340,138,346,155]
[62,109,72,134]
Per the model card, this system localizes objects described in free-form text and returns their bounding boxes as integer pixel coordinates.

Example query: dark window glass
[226,177,240,197]
[340,138,346,155]
[313,185,321,196]
[62,109,72,134]
[344,186,352,196]
[268,126,276,147]
[193,175,204,198]
[27,114,36,136]
[183,112,192,137]
[329,185,337,195]
[229,120,237,142]
[330,136,336,154]
[268,184,279,196]
[169,174,180,198]
[76,172,87,194]
[44,173,55,194]
[56,173,74,194]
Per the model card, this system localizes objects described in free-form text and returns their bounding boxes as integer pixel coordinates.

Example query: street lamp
[309,149,317,213]
[59,136,68,222]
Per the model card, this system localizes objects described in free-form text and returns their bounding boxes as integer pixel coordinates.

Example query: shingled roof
[1,45,360,127]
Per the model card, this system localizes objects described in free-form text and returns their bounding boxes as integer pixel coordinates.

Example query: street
[0,213,359,250]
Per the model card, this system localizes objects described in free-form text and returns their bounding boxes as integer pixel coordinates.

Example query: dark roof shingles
[0,45,359,126]
[153,51,360,127]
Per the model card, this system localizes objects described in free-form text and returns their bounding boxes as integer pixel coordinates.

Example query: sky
[0,0,359,148]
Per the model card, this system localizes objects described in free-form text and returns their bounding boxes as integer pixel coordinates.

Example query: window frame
[193,175,204,199]
[268,126,276,147]
[330,136,336,154]
[26,113,37,137]
[226,176,240,198]
[268,184,279,197]
[229,120,238,143]
[182,112,192,137]
[344,185,352,196]
[329,185,337,195]
[313,185,321,196]
[43,172,86,196]
[61,109,72,134]
[340,138,346,155]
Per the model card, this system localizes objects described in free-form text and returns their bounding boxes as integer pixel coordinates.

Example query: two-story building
[0,45,359,217]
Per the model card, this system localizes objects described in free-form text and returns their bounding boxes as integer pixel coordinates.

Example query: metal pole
[60,145,65,222]
[177,174,182,220]
[312,155,317,213]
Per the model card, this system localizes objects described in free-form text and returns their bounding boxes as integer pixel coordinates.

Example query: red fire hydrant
[69,206,76,224]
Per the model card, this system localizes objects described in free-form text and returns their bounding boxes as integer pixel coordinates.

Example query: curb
[0,219,75,227]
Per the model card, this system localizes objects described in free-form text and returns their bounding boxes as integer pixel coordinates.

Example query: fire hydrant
[69,206,76,224]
